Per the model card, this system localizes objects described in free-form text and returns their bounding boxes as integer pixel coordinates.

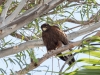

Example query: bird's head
[41,23,50,31]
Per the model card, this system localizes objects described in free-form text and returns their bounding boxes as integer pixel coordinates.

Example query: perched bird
[41,23,75,65]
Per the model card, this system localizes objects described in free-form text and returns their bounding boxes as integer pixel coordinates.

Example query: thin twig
[51,57,53,75]
[58,59,60,70]
[64,25,82,32]
[59,53,76,75]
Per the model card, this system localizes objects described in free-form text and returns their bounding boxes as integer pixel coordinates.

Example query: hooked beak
[42,28,47,31]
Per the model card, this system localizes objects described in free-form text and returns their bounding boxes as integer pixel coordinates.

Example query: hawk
[41,23,75,65]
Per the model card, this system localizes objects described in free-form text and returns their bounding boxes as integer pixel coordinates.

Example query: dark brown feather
[41,23,75,65]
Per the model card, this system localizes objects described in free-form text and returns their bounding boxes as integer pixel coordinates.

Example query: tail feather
[57,53,75,65]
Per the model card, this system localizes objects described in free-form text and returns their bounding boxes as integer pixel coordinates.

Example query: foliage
[0,0,100,75]
[66,36,100,75]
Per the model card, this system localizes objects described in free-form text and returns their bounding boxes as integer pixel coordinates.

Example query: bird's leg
[47,50,52,55]
[47,50,50,53]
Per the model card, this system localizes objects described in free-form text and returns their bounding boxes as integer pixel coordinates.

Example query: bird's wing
[52,26,69,45]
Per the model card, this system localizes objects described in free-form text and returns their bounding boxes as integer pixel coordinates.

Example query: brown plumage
[41,23,75,65]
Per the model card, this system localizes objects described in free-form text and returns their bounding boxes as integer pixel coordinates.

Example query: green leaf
[82,65,100,69]
[77,58,100,65]
[30,50,38,63]
[0,68,6,74]
[66,69,100,75]
[27,49,38,63]
[0,6,2,13]
[10,69,14,75]
[85,51,100,58]
[14,59,23,69]
[3,59,8,68]
[8,58,16,64]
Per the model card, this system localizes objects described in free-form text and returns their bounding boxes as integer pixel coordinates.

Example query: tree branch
[10,25,81,41]
[0,0,6,5]
[0,39,43,58]
[0,0,13,27]
[0,0,65,39]
[0,23,100,58]
[54,18,95,25]
[11,32,32,41]
[15,41,81,75]
[5,0,28,25]
[16,30,100,74]
[54,9,100,25]
[67,21,100,40]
